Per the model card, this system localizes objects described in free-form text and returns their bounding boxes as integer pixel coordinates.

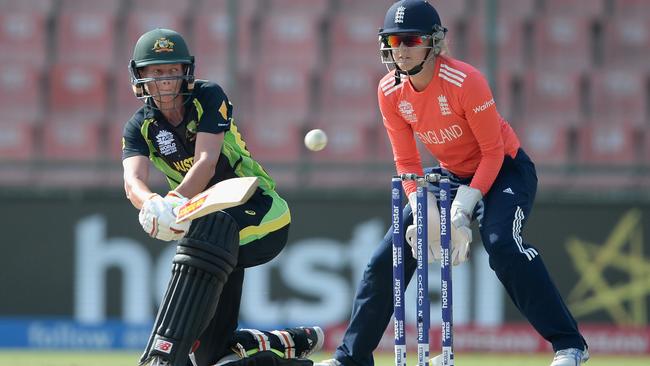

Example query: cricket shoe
[290,326,325,358]
[550,348,590,366]
[313,359,341,366]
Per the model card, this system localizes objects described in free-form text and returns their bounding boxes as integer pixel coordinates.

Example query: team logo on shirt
[398,100,418,123]
[156,130,178,156]
[438,95,452,116]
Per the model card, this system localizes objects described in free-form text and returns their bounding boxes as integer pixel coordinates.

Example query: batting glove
[139,194,190,242]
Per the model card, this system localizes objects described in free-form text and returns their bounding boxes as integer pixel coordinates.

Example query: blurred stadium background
[1,0,649,362]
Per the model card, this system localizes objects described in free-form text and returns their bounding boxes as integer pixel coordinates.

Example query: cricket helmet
[378,0,447,75]
[129,28,195,100]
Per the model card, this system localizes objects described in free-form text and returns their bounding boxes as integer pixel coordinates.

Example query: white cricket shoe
[550,348,590,366]
[313,359,342,366]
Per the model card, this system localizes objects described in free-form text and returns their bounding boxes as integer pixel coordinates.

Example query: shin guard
[141,212,240,366]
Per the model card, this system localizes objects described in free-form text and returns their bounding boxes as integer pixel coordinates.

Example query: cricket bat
[175,176,259,223]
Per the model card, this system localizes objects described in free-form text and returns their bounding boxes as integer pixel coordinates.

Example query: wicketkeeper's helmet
[378,0,447,74]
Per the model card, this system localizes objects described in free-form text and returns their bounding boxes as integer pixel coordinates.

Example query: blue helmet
[378,0,444,36]
[378,0,447,76]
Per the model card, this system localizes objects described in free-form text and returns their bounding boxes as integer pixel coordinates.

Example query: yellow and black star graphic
[566,209,650,325]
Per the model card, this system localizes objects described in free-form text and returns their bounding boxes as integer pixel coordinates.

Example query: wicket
[391,173,453,366]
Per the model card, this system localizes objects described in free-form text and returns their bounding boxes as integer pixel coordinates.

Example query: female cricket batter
[122,28,322,366]
[317,1,588,366]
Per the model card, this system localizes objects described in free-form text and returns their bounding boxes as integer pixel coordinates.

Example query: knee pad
[141,212,240,366]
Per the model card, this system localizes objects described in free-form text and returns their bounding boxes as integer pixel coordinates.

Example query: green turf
[0,351,648,366]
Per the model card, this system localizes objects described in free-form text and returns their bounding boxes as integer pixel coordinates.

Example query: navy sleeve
[122,116,149,160]
[196,83,233,134]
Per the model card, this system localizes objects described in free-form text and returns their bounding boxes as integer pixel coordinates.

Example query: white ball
[304,129,328,151]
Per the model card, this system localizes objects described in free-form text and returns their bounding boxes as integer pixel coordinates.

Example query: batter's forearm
[173,158,216,198]
[124,177,155,210]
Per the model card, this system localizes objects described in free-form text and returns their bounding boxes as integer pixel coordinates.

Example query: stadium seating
[191,12,254,73]
[239,119,303,164]
[531,15,593,72]
[0,121,36,160]
[463,16,527,73]
[59,0,120,12]
[268,0,331,17]
[49,63,109,119]
[328,12,385,73]
[122,12,186,65]
[541,0,605,18]
[55,11,117,68]
[252,65,312,125]
[602,16,650,70]
[257,12,323,72]
[588,70,647,123]
[0,64,43,121]
[0,10,47,68]
[42,117,103,160]
[576,120,639,165]
[613,0,650,18]
[308,119,374,163]
[522,71,583,126]
[196,0,259,18]
[337,0,397,15]
[318,65,379,123]
[0,0,53,14]
[516,122,570,166]
[128,0,190,14]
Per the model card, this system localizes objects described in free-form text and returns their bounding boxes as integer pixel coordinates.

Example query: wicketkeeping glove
[406,191,441,263]
[449,185,482,265]
[139,193,191,242]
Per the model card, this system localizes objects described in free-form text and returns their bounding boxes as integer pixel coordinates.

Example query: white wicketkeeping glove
[139,193,190,242]
[405,191,441,263]
[449,185,482,265]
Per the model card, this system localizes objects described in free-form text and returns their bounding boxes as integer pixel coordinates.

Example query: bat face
[175,177,259,223]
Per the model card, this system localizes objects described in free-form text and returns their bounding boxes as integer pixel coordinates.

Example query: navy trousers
[334,149,586,366]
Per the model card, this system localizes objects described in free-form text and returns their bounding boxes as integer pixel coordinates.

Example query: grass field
[0,351,649,366]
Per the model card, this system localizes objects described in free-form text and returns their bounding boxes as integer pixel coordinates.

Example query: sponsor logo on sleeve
[472,98,495,114]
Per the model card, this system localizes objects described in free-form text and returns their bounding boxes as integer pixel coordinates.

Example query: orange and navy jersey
[378,55,521,196]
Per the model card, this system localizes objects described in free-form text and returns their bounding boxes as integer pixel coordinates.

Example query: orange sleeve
[460,72,504,195]
[378,85,423,196]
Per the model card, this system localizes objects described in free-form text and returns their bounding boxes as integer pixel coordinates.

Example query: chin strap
[393,47,434,85]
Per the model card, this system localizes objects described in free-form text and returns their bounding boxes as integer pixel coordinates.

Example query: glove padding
[406,191,440,263]
[449,185,482,265]
[139,193,191,242]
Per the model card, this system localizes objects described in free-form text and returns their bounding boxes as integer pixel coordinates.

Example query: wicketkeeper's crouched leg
[140,212,240,366]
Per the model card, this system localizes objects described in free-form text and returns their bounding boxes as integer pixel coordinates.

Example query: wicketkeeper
[317,1,588,366]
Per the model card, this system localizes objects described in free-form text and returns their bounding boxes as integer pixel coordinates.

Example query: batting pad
[141,212,240,366]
